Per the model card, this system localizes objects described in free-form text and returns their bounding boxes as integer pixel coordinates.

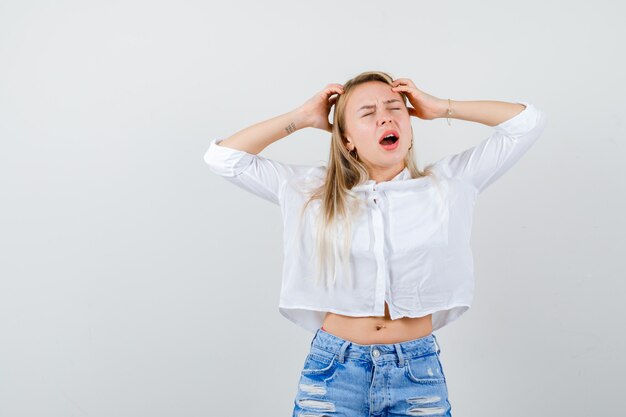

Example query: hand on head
[391,78,446,121]
[298,84,344,132]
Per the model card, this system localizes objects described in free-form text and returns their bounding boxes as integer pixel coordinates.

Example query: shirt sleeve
[433,101,548,194]
[203,138,317,205]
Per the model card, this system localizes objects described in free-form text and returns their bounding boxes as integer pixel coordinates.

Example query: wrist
[436,98,452,119]
[291,107,312,130]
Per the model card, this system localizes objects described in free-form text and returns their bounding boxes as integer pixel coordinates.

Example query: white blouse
[203,101,548,334]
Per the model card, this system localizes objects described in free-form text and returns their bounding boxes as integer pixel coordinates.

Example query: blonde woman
[204,71,547,416]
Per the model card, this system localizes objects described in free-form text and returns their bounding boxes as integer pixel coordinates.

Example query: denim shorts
[292,327,453,417]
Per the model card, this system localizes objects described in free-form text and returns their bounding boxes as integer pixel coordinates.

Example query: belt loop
[432,333,440,354]
[337,340,350,363]
[310,330,318,348]
[393,343,404,367]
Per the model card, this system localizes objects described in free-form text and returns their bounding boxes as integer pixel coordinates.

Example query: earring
[408,138,413,150]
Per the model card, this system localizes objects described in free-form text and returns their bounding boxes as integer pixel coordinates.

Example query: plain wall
[1,0,624,416]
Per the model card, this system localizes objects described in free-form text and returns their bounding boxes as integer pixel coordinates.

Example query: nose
[377,107,396,126]
[377,113,394,126]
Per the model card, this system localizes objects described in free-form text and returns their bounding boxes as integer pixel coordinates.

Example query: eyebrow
[357,99,402,113]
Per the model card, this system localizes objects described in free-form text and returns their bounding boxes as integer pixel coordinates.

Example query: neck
[369,164,406,183]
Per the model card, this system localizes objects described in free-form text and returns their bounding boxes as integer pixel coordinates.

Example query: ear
[342,132,355,151]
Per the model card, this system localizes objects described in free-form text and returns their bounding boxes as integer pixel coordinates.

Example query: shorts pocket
[301,351,339,376]
[404,352,446,385]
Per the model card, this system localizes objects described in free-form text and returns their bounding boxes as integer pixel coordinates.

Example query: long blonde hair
[297,71,436,290]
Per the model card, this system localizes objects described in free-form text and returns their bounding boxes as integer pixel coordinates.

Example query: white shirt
[203,101,547,334]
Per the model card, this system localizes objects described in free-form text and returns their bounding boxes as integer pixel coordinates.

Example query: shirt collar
[351,166,411,192]
[392,166,411,181]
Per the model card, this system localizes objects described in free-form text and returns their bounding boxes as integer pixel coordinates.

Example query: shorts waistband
[309,327,441,367]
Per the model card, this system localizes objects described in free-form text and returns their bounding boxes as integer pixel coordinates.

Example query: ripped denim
[292,327,453,417]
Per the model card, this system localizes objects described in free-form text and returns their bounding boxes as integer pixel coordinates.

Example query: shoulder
[285,163,327,190]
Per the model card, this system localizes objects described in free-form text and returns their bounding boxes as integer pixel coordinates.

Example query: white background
[1,0,624,416]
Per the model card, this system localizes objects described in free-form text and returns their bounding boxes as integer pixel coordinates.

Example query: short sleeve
[433,101,548,194]
[203,138,316,205]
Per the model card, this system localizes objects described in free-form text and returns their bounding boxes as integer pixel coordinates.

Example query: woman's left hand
[391,78,447,121]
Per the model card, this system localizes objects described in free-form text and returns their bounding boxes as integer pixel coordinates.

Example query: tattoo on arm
[285,122,296,134]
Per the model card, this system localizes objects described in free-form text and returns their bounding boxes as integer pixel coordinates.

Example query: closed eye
[362,108,402,117]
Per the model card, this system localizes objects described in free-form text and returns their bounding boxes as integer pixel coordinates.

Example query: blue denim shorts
[292,327,453,417]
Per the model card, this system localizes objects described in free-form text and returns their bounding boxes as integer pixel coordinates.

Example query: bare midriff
[321,302,433,345]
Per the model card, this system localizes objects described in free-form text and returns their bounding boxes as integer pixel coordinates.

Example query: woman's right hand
[297,84,344,132]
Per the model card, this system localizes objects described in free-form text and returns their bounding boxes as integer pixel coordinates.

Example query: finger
[393,79,416,89]
[326,93,341,105]
[320,89,341,101]
[324,88,344,99]
[392,78,410,86]
[391,85,411,92]
[325,84,344,93]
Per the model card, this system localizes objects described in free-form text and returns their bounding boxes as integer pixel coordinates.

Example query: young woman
[204,71,547,416]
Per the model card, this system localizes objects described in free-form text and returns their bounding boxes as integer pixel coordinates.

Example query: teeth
[380,133,398,143]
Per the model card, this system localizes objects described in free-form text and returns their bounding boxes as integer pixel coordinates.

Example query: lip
[378,129,400,143]
[379,138,400,151]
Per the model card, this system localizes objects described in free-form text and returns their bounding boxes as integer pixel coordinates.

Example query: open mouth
[379,129,400,145]
[379,134,399,145]
[379,130,400,149]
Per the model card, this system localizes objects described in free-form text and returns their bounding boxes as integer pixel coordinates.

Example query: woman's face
[343,80,412,174]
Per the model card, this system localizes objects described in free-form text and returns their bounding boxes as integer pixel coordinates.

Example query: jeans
[292,327,453,417]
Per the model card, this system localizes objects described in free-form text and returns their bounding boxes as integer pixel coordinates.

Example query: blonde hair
[297,71,436,290]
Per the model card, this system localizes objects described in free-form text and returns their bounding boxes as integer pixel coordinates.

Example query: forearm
[437,99,527,127]
[217,107,309,155]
